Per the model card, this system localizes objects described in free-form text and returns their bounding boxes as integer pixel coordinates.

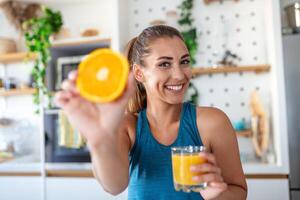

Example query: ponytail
[124,37,147,114]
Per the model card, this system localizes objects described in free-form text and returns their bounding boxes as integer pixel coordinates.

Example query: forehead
[147,37,189,57]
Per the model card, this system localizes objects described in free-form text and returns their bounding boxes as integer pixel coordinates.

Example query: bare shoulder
[196,106,231,130]
[195,106,235,150]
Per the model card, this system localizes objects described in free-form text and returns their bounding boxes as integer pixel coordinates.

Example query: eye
[180,59,190,65]
[158,62,171,68]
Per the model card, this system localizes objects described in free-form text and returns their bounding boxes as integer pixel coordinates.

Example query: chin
[164,96,186,105]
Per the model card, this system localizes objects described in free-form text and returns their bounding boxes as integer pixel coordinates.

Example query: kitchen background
[0,0,298,199]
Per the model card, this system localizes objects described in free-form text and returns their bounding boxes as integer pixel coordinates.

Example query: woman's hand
[191,152,228,199]
[55,70,136,148]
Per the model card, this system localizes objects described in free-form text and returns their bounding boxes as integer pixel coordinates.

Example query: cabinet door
[0,176,41,200]
[246,178,289,200]
[46,177,127,200]
[291,191,300,200]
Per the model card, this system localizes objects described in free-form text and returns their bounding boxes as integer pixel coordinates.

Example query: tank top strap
[177,102,203,146]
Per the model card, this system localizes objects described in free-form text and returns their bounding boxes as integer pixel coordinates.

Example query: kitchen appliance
[44,113,90,162]
[282,33,300,200]
[45,53,87,162]
[55,55,85,90]
[45,39,110,162]
[285,2,300,33]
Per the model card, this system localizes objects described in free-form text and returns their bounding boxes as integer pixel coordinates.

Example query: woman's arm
[196,107,247,199]
[55,71,136,195]
[89,114,136,195]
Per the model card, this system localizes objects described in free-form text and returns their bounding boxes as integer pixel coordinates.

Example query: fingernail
[192,176,199,181]
[190,166,196,171]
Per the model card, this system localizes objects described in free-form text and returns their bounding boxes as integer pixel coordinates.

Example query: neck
[146,98,183,127]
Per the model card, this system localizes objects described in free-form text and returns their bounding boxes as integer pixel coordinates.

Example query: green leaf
[178,0,199,101]
[23,6,63,112]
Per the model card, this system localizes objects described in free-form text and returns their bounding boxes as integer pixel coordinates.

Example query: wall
[125,0,275,164]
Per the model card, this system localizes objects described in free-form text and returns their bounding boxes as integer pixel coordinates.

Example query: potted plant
[23,6,63,112]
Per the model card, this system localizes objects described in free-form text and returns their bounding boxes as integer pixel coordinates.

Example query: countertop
[0,162,289,179]
[0,154,289,178]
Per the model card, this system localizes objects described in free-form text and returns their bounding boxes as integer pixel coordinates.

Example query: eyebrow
[157,54,190,60]
[157,56,173,60]
[181,54,190,59]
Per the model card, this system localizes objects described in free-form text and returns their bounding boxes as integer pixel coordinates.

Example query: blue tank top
[128,102,204,200]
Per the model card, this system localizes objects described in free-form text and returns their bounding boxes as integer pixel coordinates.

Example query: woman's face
[135,36,192,105]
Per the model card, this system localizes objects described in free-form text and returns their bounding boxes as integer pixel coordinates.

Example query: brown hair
[124,25,185,114]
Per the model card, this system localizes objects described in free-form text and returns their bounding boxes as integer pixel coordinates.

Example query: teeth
[166,84,183,91]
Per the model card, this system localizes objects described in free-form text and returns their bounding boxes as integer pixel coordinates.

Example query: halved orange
[76,48,129,103]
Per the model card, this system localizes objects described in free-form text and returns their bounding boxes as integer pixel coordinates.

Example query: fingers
[61,79,79,95]
[209,182,228,190]
[55,70,79,108]
[191,163,221,175]
[190,153,226,190]
[55,91,72,107]
[55,91,83,113]
[62,95,83,114]
[199,152,217,165]
[68,70,78,81]
[192,173,223,183]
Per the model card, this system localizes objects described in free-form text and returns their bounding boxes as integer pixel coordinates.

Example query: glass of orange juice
[171,146,207,192]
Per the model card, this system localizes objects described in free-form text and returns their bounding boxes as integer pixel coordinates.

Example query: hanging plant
[177,0,199,104]
[23,6,63,112]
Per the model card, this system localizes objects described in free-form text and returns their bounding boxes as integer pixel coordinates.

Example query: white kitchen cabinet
[46,177,290,200]
[0,176,41,200]
[46,177,127,200]
[47,177,290,200]
[0,176,290,200]
[246,178,290,200]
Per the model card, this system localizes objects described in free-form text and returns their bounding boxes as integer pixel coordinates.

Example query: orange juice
[171,146,207,192]
[172,153,206,185]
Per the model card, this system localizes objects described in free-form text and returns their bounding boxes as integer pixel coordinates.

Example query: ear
[133,64,144,82]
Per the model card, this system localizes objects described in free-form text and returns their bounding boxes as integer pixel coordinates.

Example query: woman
[55,25,247,200]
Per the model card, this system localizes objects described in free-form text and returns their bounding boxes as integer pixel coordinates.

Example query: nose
[172,65,185,81]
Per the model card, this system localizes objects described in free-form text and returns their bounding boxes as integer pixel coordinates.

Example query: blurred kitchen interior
[0,0,300,199]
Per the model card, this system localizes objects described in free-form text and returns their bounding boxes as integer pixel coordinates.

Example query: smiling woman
[55,25,247,200]
[126,26,192,113]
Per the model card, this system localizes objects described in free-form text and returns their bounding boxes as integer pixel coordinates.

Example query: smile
[165,84,185,92]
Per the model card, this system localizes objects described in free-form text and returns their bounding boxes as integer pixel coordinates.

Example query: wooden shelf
[46,170,93,178]
[0,52,37,64]
[51,37,111,48]
[236,129,252,137]
[192,65,270,77]
[0,170,288,179]
[0,88,36,97]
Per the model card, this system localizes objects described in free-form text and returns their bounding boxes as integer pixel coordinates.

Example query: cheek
[185,67,193,78]
[143,73,166,92]
[146,77,164,89]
